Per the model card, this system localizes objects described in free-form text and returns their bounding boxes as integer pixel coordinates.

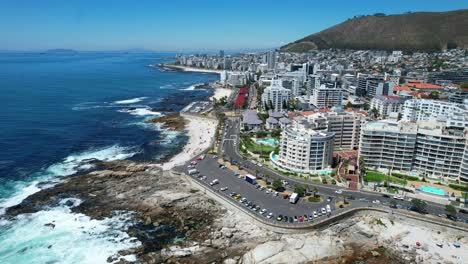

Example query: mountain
[281,9,468,52]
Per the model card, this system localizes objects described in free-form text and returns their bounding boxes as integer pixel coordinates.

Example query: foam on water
[180,83,203,91]
[0,199,141,264]
[117,107,162,116]
[0,145,138,215]
[113,97,147,104]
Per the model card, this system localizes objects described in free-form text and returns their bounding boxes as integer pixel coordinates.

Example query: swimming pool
[272,154,278,160]
[420,185,445,196]
[255,138,279,146]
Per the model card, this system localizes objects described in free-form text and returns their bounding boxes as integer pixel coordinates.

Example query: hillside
[281,9,468,52]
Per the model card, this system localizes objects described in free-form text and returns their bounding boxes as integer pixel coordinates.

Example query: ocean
[0,52,219,263]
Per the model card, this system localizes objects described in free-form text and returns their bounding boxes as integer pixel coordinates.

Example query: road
[217,116,467,222]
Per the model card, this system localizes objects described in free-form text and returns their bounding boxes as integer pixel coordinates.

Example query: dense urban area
[172,48,468,227]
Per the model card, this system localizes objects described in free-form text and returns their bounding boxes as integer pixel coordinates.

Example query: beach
[163,64,223,74]
[210,86,233,101]
[159,114,218,170]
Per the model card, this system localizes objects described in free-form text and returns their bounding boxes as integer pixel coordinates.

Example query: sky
[0,0,466,52]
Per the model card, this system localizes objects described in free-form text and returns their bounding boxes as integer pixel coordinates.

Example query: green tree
[445,204,457,215]
[428,91,439,100]
[294,185,306,197]
[363,103,370,110]
[460,82,468,89]
[313,186,318,197]
[371,107,379,118]
[272,179,283,191]
[255,169,259,177]
[411,198,427,213]
[345,101,353,109]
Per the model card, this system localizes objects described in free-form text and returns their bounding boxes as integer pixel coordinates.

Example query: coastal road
[218,117,467,222]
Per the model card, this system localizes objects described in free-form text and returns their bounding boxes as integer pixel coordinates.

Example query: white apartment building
[305,110,364,150]
[413,122,467,180]
[273,119,335,173]
[359,120,468,181]
[310,84,343,109]
[402,99,468,128]
[370,95,406,118]
[359,121,417,172]
[261,79,291,112]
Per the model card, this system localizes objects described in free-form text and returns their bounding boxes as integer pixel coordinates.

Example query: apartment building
[273,119,335,173]
[370,95,406,118]
[402,99,468,128]
[310,84,343,109]
[359,120,468,181]
[261,79,291,112]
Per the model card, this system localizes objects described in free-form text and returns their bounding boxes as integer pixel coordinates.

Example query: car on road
[209,179,219,186]
[277,215,283,221]
[298,216,303,222]
[260,209,267,215]
[309,214,314,221]
[382,194,390,198]
[190,161,197,165]
[288,216,293,223]
[283,216,288,222]
[259,186,266,191]
[393,195,404,200]
[220,187,228,191]
[267,212,274,219]
[294,216,298,222]
[253,206,260,211]
[258,163,263,167]
[283,194,289,199]
[265,189,271,194]
[335,190,343,194]
[327,197,332,202]
[438,213,447,218]
[313,211,318,218]
[200,176,207,180]
[321,208,326,215]
[240,197,247,203]
[326,204,331,213]
[372,200,381,204]
[303,215,308,222]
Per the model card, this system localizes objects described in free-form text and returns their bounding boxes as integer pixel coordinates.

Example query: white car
[326,204,331,213]
[209,179,219,186]
[265,189,271,194]
[313,211,318,218]
[260,209,267,215]
[335,190,343,194]
[220,187,228,191]
[372,200,381,204]
[321,208,327,215]
[258,163,263,167]
[266,212,274,219]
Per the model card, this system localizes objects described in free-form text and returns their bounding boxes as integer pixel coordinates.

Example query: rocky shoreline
[145,113,186,131]
[4,160,467,263]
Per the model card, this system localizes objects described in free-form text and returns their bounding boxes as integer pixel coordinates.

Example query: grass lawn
[364,171,407,185]
[240,138,275,155]
[308,196,322,203]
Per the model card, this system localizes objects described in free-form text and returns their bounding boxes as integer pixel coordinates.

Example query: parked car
[294,216,298,222]
[220,187,228,191]
[209,179,219,186]
[303,215,308,222]
[382,194,390,198]
[259,209,267,215]
[313,211,318,218]
[277,215,283,221]
[321,208,326,215]
[372,200,381,204]
[335,190,343,194]
[309,214,314,221]
[267,212,274,219]
[326,204,331,213]
[288,216,293,223]
[283,194,289,199]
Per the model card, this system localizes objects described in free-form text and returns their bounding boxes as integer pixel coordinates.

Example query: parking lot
[186,155,360,224]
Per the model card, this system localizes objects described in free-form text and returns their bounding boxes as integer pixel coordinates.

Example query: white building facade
[261,79,291,112]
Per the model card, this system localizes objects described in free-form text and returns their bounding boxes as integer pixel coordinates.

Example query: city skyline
[0,0,467,52]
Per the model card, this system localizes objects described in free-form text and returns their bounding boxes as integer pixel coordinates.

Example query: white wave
[118,107,162,116]
[180,83,204,91]
[0,145,138,215]
[114,97,147,104]
[0,203,141,264]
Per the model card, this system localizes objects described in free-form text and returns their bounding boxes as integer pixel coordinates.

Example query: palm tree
[255,169,259,177]
[313,186,318,197]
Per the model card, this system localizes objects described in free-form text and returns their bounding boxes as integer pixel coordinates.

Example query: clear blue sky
[0,0,466,52]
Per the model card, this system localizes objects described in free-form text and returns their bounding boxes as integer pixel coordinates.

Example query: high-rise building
[261,79,291,112]
[272,119,335,173]
[306,74,320,97]
[366,79,394,97]
[266,51,276,70]
[402,99,468,128]
[359,120,468,181]
[310,85,343,109]
[359,121,418,172]
[370,95,406,118]
[219,50,225,57]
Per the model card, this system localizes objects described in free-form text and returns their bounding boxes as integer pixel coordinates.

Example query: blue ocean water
[0,52,218,263]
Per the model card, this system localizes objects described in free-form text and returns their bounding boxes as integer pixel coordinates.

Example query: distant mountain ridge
[281,9,468,52]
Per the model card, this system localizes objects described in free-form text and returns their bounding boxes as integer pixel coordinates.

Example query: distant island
[45,49,78,53]
[281,9,468,52]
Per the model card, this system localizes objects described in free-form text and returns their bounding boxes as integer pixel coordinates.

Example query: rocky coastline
[145,113,186,131]
[4,159,467,263]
